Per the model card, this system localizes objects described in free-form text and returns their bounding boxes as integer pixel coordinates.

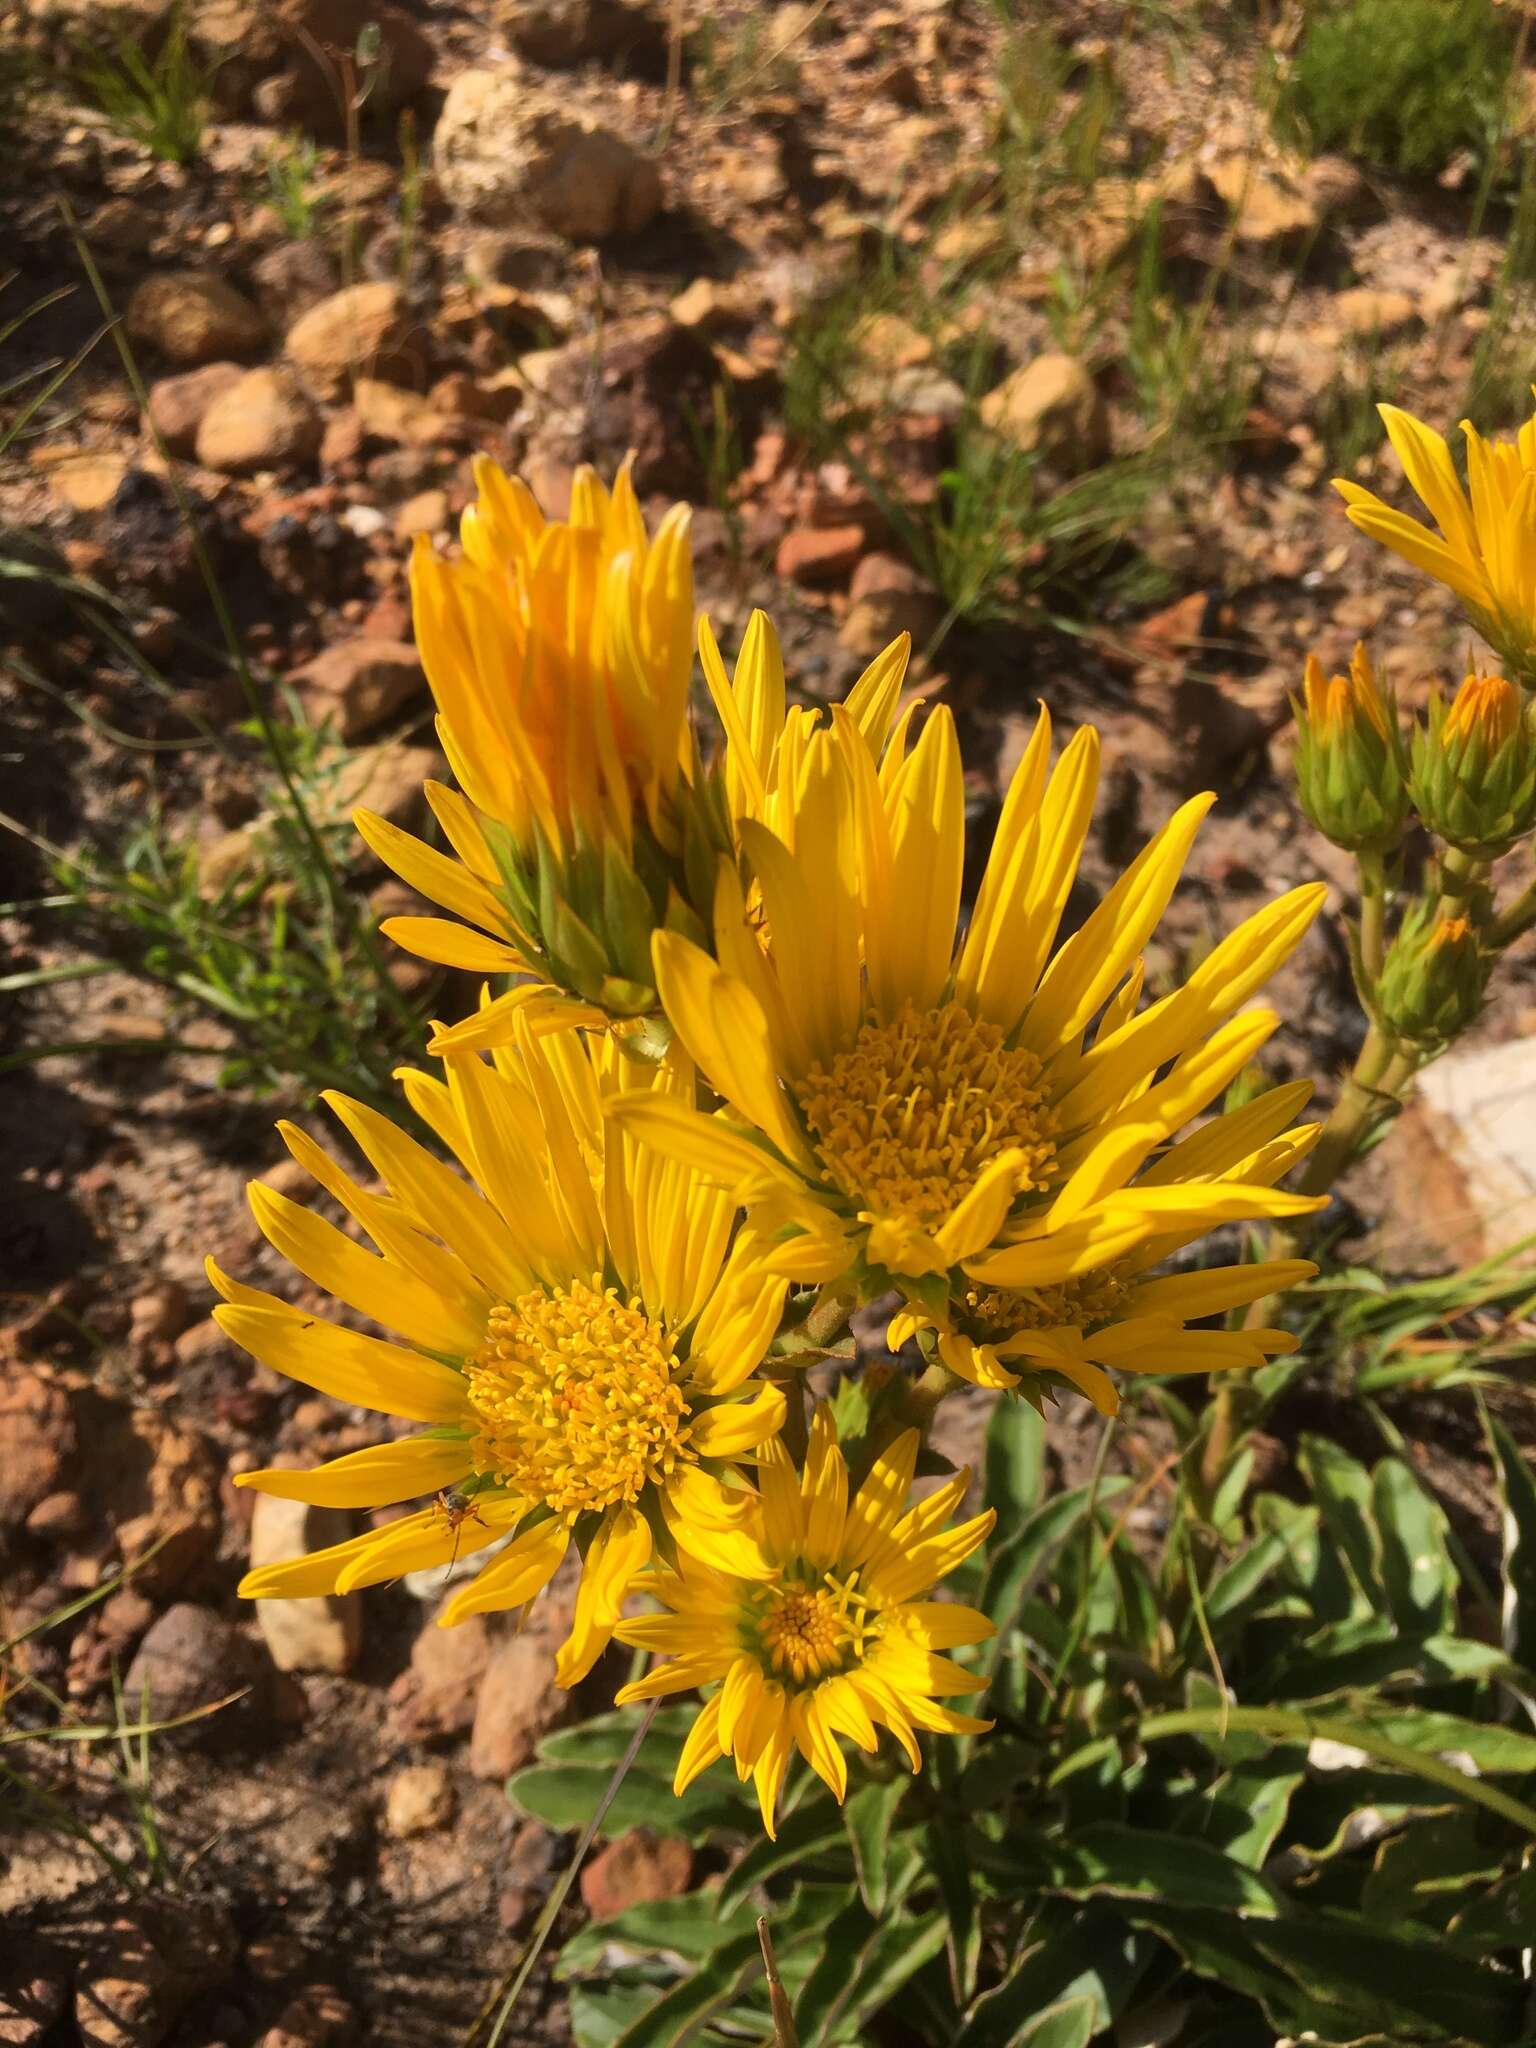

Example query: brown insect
[432,1487,488,1582]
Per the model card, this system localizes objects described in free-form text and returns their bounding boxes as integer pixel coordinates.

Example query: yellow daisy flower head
[890,1083,1321,1410]
[355,458,722,1053]
[609,678,1327,1321]
[1334,401,1536,683]
[215,1024,789,1687]
[614,1410,995,1838]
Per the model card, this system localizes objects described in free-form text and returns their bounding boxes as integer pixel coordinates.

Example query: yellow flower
[614,1411,994,1837]
[890,1084,1320,1409]
[1442,671,1522,749]
[609,690,1327,1304]
[355,459,706,1049]
[1334,402,1536,676]
[216,1025,788,1686]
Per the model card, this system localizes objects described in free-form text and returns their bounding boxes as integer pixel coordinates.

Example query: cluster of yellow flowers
[216,459,1329,1836]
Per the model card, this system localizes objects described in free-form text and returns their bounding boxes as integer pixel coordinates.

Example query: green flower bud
[1408,672,1536,858]
[1376,902,1488,1050]
[1292,644,1410,852]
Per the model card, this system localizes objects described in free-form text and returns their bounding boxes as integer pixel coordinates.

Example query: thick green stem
[1357,847,1388,991]
[1491,868,1536,947]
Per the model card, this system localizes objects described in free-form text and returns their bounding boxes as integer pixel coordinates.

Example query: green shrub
[1282,0,1512,176]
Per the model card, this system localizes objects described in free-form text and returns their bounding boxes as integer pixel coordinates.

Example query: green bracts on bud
[1376,902,1488,1050]
[1293,647,1410,853]
[1408,673,1536,858]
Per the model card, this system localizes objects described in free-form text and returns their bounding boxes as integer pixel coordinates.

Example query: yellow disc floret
[961,1265,1134,1341]
[798,1000,1058,1229]
[750,1567,877,1686]
[467,1277,693,1519]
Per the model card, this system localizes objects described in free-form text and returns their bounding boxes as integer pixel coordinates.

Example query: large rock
[0,1369,76,1543]
[468,1631,563,1779]
[248,1492,362,1674]
[502,0,663,65]
[124,1604,275,1741]
[579,1829,692,1917]
[291,639,425,739]
[125,271,266,365]
[1383,1038,1536,1265]
[435,66,662,241]
[75,1390,221,1592]
[285,282,411,396]
[979,353,1107,474]
[195,366,321,473]
[145,361,244,455]
[189,0,432,134]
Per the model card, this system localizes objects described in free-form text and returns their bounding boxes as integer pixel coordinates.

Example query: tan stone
[434,65,662,241]
[285,282,410,397]
[248,1493,363,1674]
[394,489,450,537]
[1206,155,1319,246]
[385,1762,455,1837]
[352,377,449,446]
[195,366,321,473]
[980,353,1107,472]
[49,453,129,511]
[145,361,244,454]
[1330,287,1418,339]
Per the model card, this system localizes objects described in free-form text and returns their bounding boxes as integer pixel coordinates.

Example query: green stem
[1356,846,1388,991]
[1491,868,1536,946]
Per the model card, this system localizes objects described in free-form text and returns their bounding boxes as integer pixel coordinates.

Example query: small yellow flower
[355,459,705,1046]
[216,1025,788,1686]
[609,690,1326,1304]
[614,1411,995,1838]
[1334,401,1536,677]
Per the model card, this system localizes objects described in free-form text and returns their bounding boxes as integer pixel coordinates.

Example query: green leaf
[1487,1413,1536,1683]
[557,1894,762,1978]
[1008,1996,1098,2048]
[1167,1750,1307,1868]
[1448,1862,1536,1951]
[985,1395,1045,1524]
[1296,1436,1385,1613]
[610,1932,762,2047]
[842,1774,908,1916]
[508,1761,746,1842]
[1127,1899,1525,2042]
[792,1889,949,2047]
[1354,1706,1536,1774]
[1053,1823,1283,1916]
[980,1477,1131,1648]
[570,1982,671,2048]
[1372,1456,1454,1634]
[716,1795,846,1915]
[951,1905,1153,2047]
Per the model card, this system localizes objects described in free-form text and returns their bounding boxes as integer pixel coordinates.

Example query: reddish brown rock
[775,523,867,586]
[0,1368,76,1539]
[290,639,425,741]
[285,283,411,398]
[196,367,321,475]
[580,1829,693,1918]
[256,1984,356,2048]
[395,1608,493,1740]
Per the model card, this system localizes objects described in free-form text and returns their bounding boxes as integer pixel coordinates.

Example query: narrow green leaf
[984,1395,1045,1524]
[1372,1457,1454,1635]
[717,1798,846,1916]
[1487,1413,1536,1682]
[842,1775,907,1916]
[611,1932,761,2047]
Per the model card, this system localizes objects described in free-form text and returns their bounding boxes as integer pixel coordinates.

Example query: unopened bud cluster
[1294,651,1534,1059]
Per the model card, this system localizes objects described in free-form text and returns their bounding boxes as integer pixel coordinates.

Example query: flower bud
[1408,672,1536,857]
[1376,904,1488,1049]
[1292,644,1410,852]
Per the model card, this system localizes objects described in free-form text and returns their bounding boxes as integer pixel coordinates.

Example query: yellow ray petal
[214,1304,471,1425]
[690,1383,787,1458]
[556,1505,654,1687]
[353,809,513,937]
[379,918,525,973]
[437,1515,570,1625]
[234,1435,473,1508]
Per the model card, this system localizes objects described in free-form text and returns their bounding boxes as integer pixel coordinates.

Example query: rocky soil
[4,0,1536,2039]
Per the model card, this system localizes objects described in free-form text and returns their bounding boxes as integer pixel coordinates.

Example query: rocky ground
[4,0,1536,2040]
